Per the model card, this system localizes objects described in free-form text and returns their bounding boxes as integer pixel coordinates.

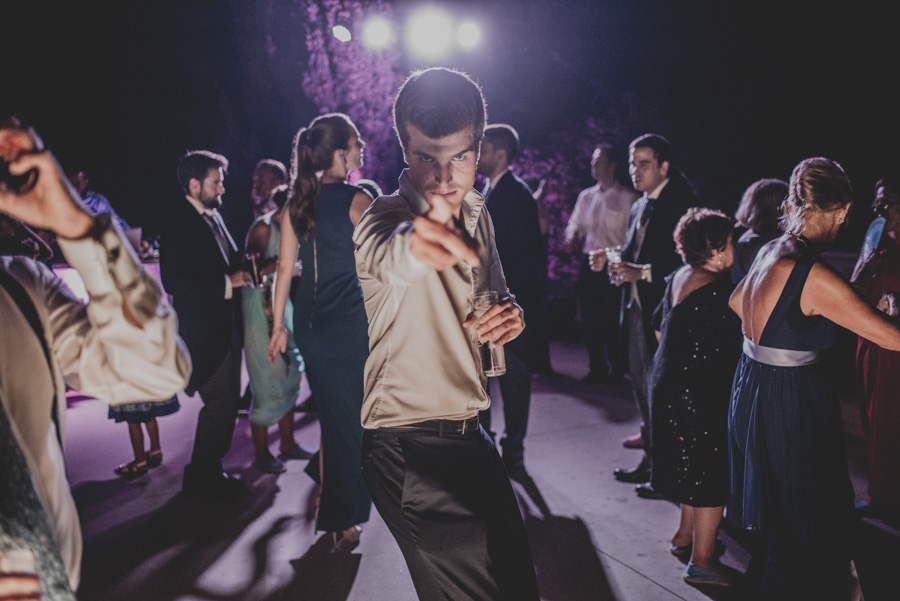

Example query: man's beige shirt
[0,221,191,589]
[353,170,516,428]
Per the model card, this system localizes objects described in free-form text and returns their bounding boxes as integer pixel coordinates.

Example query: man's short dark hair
[176,150,229,194]
[483,124,520,162]
[393,68,486,150]
[255,159,287,183]
[594,142,613,153]
[629,133,673,167]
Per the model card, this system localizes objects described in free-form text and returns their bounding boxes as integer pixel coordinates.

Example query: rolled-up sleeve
[49,220,191,403]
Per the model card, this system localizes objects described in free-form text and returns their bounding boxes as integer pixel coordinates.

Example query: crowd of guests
[4,66,900,601]
[582,136,900,598]
[1,69,542,601]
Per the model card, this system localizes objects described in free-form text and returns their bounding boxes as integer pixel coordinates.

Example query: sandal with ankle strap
[146,449,163,468]
[114,459,148,479]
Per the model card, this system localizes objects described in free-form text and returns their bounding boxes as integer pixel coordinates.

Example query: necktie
[203,212,234,266]
[640,196,656,227]
[482,184,491,201]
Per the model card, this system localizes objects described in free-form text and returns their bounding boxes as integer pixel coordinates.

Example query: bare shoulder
[351,189,374,205]
[245,218,272,253]
[805,260,850,295]
[248,217,272,236]
[747,236,798,282]
[349,190,376,228]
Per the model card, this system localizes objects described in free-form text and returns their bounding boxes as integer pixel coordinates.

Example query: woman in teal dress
[268,113,374,550]
[243,185,312,473]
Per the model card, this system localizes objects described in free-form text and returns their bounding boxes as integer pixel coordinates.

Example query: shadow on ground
[265,535,361,601]
[75,469,283,601]
[513,471,615,601]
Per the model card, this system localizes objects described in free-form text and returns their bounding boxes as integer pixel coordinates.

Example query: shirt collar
[397,169,485,237]
[185,194,218,217]
[486,168,509,191]
[647,178,670,200]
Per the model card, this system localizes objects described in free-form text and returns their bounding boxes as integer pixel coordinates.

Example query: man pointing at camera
[353,68,539,601]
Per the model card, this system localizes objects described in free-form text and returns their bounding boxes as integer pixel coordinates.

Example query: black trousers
[576,256,626,377]
[625,302,655,451]
[188,322,242,476]
[480,347,531,465]
[361,423,539,601]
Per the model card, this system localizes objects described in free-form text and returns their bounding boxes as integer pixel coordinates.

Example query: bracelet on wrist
[640,264,651,281]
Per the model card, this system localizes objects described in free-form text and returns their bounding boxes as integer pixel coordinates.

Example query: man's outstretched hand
[409,193,480,270]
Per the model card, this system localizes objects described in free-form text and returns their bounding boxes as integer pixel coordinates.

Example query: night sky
[5,1,897,247]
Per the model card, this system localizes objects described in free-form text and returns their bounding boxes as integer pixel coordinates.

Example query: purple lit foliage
[300,0,404,193]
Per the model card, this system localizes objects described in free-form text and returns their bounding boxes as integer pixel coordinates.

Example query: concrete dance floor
[66,341,893,601]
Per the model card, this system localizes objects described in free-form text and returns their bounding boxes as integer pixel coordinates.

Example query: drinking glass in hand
[605,246,622,284]
[470,291,507,377]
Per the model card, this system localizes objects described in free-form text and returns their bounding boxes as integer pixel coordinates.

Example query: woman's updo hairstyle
[779,157,853,235]
[288,113,360,239]
[735,178,788,238]
[674,207,734,268]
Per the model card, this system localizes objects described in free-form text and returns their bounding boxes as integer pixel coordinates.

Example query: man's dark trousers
[481,338,530,468]
[361,424,539,601]
[576,255,626,379]
[187,320,243,476]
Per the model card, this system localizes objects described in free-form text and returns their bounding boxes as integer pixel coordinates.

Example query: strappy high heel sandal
[146,449,163,468]
[114,459,148,479]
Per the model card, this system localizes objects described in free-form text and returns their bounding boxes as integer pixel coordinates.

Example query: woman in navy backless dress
[268,113,374,550]
[727,158,900,599]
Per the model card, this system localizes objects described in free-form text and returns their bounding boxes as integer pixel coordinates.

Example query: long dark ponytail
[288,113,359,239]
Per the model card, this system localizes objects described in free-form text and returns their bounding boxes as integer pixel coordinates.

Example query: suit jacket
[160,197,242,393]
[484,171,546,356]
[621,175,696,341]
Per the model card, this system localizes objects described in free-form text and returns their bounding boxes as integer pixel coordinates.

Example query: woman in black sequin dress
[648,208,742,584]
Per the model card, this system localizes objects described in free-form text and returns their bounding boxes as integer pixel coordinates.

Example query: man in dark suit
[476,123,546,475]
[160,150,252,500]
[603,134,695,495]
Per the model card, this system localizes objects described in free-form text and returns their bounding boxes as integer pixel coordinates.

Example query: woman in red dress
[853,193,900,525]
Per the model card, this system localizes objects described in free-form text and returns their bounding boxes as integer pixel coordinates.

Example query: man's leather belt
[392,416,480,435]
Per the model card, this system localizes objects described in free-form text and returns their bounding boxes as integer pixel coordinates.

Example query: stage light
[456,21,480,48]
[406,8,453,58]
[332,25,352,43]
[362,16,393,50]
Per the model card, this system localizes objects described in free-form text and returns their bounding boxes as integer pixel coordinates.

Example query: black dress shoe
[580,371,609,385]
[183,469,248,502]
[607,371,626,385]
[635,482,665,499]
[614,459,650,483]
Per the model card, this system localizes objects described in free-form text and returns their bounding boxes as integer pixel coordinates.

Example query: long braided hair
[288,113,360,239]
